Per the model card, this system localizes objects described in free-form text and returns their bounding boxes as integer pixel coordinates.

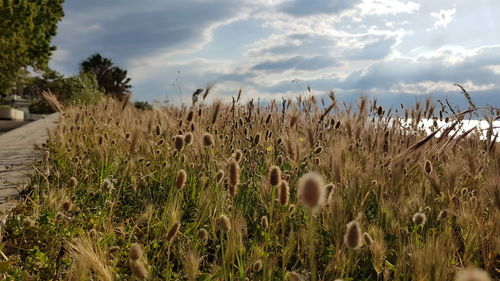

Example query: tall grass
[1,95,498,280]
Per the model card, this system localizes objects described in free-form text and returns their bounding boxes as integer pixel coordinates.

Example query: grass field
[1,94,498,280]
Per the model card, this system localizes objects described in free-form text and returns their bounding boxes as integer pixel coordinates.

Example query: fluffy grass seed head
[215,169,225,184]
[438,209,448,221]
[23,217,35,228]
[253,260,263,272]
[268,165,281,186]
[174,135,184,151]
[363,232,374,246]
[203,133,214,147]
[129,258,148,280]
[233,149,243,162]
[68,177,78,188]
[62,200,73,212]
[254,133,261,145]
[198,228,208,242]
[228,158,240,188]
[176,169,187,189]
[129,243,143,260]
[278,180,290,205]
[184,132,193,146]
[218,214,231,232]
[344,220,363,249]
[412,212,427,227]
[454,267,491,281]
[424,160,433,174]
[324,183,335,201]
[297,172,326,211]
[260,216,269,230]
[166,221,181,242]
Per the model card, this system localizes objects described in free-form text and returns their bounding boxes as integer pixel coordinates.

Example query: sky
[49,0,500,108]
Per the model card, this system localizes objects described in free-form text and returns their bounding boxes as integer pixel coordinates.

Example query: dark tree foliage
[80,53,132,100]
[134,101,153,110]
[0,0,65,94]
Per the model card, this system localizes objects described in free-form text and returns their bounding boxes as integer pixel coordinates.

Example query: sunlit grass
[1,95,498,280]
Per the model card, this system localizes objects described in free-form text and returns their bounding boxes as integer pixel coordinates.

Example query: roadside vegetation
[1,92,498,280]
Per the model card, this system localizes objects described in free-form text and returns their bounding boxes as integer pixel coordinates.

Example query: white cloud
[359,0,420,16]
[389,80,495,95]
[430,8,456,29]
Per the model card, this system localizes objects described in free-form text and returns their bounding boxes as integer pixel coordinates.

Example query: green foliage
[134,101,153,110]
[58,72,103,106]
[80,53,132,100]
[24,72,102,113]
[0,0,65,94]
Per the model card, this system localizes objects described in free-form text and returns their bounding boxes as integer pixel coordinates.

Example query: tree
[80,53,132,100]
[0,0,65,94]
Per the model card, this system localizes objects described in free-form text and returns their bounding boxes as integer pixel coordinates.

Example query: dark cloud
[340,47,500,90]
[255,46,500,107]
[53,0,244,72]
[251,55,339,72]
[278,0,361,17]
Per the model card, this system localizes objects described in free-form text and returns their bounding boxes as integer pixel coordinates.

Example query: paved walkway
[0,113,59,214]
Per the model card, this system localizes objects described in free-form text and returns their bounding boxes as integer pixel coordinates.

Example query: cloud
[251,55,339,72]
[348,37,396,60]
[430,8,456,28]
[251,45,500,108]
[49,0,500,108]
[278,0,361,16]
[52,0,248,72]
[359,0,420,16]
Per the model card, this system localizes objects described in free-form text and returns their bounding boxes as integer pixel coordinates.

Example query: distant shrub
[134,101,153,110]
[59,72,102,106]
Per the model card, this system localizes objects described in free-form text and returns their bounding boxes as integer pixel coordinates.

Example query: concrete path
[0,113,59,214]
